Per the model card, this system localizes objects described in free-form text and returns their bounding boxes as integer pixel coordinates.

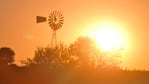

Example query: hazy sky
[0,0,149,70]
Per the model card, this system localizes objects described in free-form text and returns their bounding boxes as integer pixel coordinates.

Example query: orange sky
[0,0,149,70]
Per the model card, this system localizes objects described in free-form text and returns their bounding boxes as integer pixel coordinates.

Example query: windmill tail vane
[36,16,47,23]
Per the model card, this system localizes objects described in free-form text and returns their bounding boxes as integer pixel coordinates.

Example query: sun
[95,28,123,50]
[83,21,128,51]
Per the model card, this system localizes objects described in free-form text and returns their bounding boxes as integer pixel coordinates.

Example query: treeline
[0,37,149,84]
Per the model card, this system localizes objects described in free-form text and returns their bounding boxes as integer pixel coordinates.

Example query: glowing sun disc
[95,28,124,50]
[83,21,127,51]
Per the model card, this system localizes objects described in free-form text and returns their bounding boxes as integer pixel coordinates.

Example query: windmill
[36,11,64,47]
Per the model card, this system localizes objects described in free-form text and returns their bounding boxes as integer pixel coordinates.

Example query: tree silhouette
[24,43,77,72]
[69,37,122,70]
[69,37,97,67]
[0,47,15,65]
[0,47,17,84]
[21,44,78,84]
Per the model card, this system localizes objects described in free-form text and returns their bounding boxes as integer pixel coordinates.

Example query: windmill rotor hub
[48,11,64,31]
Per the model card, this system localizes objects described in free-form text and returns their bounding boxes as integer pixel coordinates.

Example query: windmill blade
[36,16,47,23]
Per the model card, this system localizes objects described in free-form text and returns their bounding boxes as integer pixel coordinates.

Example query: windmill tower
[36,11,64,47]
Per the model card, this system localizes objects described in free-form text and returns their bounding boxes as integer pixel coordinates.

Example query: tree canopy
[0,47,15,64]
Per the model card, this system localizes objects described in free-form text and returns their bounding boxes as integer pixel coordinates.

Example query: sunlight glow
[96,28,123,50]
[83,21,129,51]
